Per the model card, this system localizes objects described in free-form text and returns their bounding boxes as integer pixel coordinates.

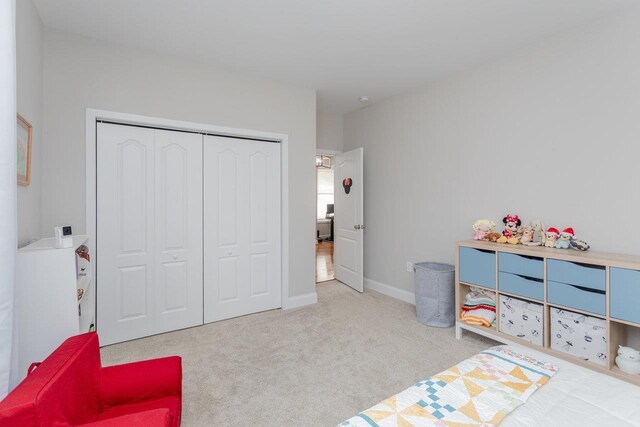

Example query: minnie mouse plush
[496,214,522,244]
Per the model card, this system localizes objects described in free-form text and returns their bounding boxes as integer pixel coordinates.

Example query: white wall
[42,30,317,299]
[344,9,640,295]
[1,0,18,399]
[317,110,343,152]
[16,0,42,247]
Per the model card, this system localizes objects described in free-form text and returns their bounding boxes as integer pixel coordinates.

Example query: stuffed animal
[571,239,590,251]
[522,218,545,246]
[616,346,640,375]
[472,219,496,241]
[486,232,501,242]
[555,227,574,249]
[520,226,533,245]
[544,227,559,248]
[496,214,522,244]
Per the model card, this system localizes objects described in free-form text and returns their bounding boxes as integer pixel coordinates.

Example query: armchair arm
[99,356,182,408]
[76,409,172,426]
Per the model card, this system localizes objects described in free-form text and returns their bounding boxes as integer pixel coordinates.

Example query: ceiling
[33,0,637,114]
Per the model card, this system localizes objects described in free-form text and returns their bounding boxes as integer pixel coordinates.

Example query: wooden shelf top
[457,239,640,268]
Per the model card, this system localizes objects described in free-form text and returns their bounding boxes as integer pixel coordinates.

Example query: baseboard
[284,292,318,309]
[364,278,415,305]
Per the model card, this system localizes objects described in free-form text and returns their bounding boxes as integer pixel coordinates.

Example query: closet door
[154,129,203,334]
[97,123,203,345]
[203,136,281,323]
[97,123,156,345]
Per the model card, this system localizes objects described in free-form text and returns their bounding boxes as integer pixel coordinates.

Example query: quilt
[340,346,558,427]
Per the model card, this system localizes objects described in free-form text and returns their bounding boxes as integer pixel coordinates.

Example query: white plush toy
[472,219,496,241]
[615,345,640,375]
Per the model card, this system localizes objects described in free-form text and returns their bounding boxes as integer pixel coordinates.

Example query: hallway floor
[316,241,334,282]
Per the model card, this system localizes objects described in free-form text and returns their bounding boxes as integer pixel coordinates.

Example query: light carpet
[101,280,495,426]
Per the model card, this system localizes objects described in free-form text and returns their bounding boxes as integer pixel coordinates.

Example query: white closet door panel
[217,149,239,248]
[204,136,281,323]
[154,130,203,334]
[247,143,281,303]
[97,123,155,345]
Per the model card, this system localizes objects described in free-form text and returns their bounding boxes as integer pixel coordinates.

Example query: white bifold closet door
[203,135,281,323]
[97,123,203,346]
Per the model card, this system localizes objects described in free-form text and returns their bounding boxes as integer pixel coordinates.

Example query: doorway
[316,153,335,282]
[315,148,364,290]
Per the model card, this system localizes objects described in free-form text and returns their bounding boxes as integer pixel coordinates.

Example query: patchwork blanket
[340,346,558,427]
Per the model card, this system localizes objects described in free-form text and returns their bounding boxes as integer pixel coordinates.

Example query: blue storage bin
[499,271,544,301]
[547,259,605,291]
[499,253,543,279]
[459,247,495,289]
[610,267,640,325]
[548,280,605,315]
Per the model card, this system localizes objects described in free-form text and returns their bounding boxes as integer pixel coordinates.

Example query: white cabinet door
[154,129,203,334]
[97,123,156,345]
[203,136,281,323]
[97,123,203,345]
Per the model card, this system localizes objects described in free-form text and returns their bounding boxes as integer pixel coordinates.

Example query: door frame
[315,149,341,283]
[85,109,291,327]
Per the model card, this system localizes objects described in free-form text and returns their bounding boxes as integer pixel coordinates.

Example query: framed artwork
[17,114,32,186]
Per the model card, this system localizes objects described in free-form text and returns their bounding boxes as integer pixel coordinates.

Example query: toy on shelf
[472,219,496,241]
[486,232,501,242]
[496,214,522,244]
[521,218,545,246]
[520,226,534,245]
[544,227,559,248]
[555,227,574,249]
[571,239,590,251]
[616,346,640,375]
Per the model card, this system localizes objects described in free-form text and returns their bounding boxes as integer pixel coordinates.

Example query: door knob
[172,254,178,260]
[354,225,361,230]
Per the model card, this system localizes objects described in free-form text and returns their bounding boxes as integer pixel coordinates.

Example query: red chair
[0,332,182,426]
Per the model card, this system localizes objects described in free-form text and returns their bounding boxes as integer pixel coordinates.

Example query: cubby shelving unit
[456,239,640,386]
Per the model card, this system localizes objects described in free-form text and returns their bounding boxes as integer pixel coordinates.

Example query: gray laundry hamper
[414,262,456,327]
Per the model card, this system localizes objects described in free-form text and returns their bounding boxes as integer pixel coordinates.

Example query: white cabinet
[17,235,92,379]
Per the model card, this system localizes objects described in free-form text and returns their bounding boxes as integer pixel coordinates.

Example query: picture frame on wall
[17,114,32,186]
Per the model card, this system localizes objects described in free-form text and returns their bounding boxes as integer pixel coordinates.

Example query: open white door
[334,148,364,292]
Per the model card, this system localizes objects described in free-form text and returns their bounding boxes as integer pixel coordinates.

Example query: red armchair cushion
[96,397,180,425]
[0,332,182,427]
[77,408,173,427]
[99,356,182,409]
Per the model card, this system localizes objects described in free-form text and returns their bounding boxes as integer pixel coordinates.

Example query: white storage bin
[499,295,544,346]
[550,308,607,366]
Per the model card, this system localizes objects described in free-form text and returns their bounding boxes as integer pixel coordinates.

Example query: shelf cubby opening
[609,320,640,374]
[458,282,497,331]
